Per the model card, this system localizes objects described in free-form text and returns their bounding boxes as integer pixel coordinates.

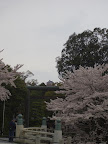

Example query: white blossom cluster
[0,58,23,101]
[46,64,108,124]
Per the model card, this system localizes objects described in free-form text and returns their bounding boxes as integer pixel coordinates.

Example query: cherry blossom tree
[0,58,23,101]
[46,64,108,124]
[46,64,108,142]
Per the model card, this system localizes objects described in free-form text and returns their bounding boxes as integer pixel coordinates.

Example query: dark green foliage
[56,28,108,76]
[0,78,64,135]
[0,77,28,135]
[29,88,46,127]
[29,83,64,127]
[6,77,28,115]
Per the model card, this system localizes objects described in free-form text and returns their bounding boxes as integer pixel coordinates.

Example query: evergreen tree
[56,28,108,76]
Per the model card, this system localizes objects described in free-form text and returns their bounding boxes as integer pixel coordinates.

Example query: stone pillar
[53,120,62,144]
[16,114,24,139]
[67,136,71,144]
[35,134,40,144]
[41,117,47,131]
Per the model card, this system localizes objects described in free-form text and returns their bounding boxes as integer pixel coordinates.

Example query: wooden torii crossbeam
[27,86,60,90]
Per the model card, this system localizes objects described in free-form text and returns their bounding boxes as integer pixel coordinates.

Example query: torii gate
[25,86,61,127]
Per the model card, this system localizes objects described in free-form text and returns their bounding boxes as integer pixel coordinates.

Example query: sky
[0,0,108,84]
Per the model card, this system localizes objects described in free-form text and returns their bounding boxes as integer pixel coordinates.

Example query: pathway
[0,138,17,144]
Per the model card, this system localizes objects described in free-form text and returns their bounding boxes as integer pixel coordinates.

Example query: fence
[15,114,64,144]
[19,127,54,144]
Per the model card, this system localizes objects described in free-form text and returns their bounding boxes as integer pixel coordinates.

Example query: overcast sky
[0,0,108,84]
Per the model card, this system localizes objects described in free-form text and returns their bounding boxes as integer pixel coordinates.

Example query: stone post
[41,117,47,131]
[67,137,71,144]
[35,134,40,144]
[53,120,62,144]
[16,114,24,141]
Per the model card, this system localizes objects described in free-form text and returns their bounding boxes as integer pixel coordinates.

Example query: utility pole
[25,90,30,127]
